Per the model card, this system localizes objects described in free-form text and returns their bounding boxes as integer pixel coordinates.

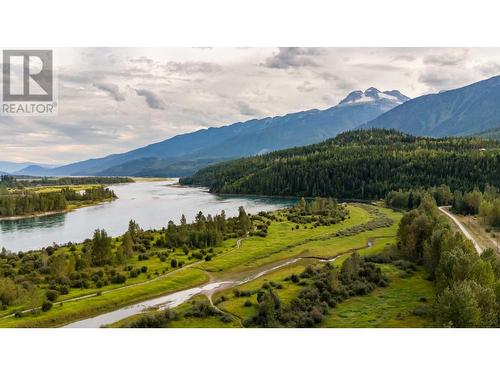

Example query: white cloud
[2,47,500,164]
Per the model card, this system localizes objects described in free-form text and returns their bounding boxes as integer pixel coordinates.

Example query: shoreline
[0,198,116,222]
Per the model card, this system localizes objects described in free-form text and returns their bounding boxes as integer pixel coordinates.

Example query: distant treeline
[0,186,116,217]
[181,129,500,199]
[0,175,133,189]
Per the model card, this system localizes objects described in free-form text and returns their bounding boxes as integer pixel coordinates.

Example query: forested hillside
[181,129,500,199]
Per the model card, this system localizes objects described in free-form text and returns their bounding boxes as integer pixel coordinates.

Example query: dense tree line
[0,186,116,217]
[0,175,133,189]
[156,207,252,249]
[396,195,500,327]
[385,185,453,210]
[450,185,500,227]
[181,129,500,199]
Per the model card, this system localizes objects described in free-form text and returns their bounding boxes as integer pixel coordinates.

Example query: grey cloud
[392,54,418,62]
[263,47,324,69]
[418,69,474,92]
[353,63,406,72]
[130,56,154,65]
[315,71,340,81]
[135,89,165,110]
[423,50,468,66]
[164,61,222,74]
[297,81,316,92]
[236,101,263,117]
[476,62,500,77]
[93,82,126,101]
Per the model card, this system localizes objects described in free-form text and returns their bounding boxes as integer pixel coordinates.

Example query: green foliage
[0,277,18,308]
[386,185,453,210]
[286,197,348,226]
[91,229,113,266]
[156,208,250,250]
[0,184,116,217]
[41,300,53,312]
[396,196,500,327]
[246,254,388,328]
[0,175,132,189]
[181,129,500,199]
[125,309,177,328]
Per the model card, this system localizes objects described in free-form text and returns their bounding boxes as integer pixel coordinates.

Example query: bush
[220,314,233,323]
[45,289,59,302]
[244,300,252,307]
[411,305,433,317]
[41,300,53,312]
[111,273,127,284]
[58,285,70,295]
[170,259,177,268]
[129,268,140,278]
[141,266,148,273]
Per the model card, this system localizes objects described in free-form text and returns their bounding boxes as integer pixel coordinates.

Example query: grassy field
[0,267,208,328]
[322,264,435,328]
[109,206,418,328]
[198,204,375,275]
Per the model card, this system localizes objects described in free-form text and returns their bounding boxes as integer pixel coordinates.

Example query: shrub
[58,285,70,295]
[244,300,252,307]
[170,259,177,268]
[129,268,140,278]
[220,314,233,323]
[45,289,59,302]
[111,273,127,284]
[41,300,53,312]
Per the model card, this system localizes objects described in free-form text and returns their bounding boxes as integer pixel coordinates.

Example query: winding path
[438,206,483,254]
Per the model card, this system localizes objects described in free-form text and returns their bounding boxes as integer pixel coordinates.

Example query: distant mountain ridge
[473,126,500,141]
[0,161,57,174]
[360,75,500,136]
[27,88,408,177]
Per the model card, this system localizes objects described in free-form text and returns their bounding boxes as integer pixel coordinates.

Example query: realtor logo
[1,49,57,115]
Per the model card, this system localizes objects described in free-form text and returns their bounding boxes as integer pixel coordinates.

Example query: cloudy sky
[2,47,500,164]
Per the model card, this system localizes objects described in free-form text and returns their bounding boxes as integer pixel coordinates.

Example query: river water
[0,180,294,252]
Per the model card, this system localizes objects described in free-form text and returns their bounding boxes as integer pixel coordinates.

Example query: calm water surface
[0,180,293,252]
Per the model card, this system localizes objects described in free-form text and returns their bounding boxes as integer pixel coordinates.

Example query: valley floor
[0,202,437,328]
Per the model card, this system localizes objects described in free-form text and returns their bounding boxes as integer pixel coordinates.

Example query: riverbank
[0,198,116,222]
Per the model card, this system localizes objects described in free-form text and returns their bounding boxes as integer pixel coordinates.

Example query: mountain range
[5,74,500,178]
[14,87,408,177]
[361,75,500,136]
[0,161,58,175]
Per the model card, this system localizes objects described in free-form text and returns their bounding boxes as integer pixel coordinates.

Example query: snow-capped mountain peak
[339,88,410,106]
